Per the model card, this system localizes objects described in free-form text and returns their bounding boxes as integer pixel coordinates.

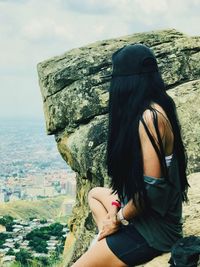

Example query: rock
[168,80,200,174]
[37,29,200,134]
[37,29,200,266]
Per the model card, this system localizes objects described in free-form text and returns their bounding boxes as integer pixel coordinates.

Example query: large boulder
[37,29,200,266]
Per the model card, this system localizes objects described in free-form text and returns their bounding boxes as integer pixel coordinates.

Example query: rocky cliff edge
[37,29,200,266]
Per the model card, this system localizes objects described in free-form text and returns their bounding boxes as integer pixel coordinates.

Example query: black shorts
[106,224,163,266]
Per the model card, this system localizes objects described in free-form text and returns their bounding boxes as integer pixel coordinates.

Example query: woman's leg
[71,238,128,267]
[88,187,119,230]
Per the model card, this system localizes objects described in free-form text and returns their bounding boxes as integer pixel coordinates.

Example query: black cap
[102,43,158,79]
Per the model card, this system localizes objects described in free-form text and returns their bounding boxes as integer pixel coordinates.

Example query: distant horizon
[0,116,44,121]
[0,116,48,131]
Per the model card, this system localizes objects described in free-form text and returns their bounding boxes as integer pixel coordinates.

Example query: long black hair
[106,71,189,209]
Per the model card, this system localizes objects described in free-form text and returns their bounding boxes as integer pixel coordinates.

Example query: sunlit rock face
[37,29,200,266]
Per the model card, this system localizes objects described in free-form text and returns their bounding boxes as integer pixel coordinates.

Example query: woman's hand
[98,213,121,241]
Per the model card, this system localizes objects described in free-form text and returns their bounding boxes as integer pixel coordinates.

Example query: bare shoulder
[139,104,166,140]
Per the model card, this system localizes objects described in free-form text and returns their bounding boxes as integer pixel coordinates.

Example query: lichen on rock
[37,29,200,267]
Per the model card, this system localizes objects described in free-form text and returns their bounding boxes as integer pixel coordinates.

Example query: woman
[72,44,189,267]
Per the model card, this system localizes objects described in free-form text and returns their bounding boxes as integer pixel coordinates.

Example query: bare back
[139,103,174,178]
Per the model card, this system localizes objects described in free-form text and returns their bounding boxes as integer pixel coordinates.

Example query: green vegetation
[49,223,64,236]
[0,232,11,248]
[0,196,72,223]
[10,257,63,267]
[0,215,14,231]
[26,223,64,240]
[29,237,48,254]
[39,219,47,224]
[4,222,66,266]
[0,215,68,267]
[0,197,73,267]
[15,249,33,266]
[14,242,20,249]
[26,222,65,254]
[6,248,15,256]
[9,248,63,267]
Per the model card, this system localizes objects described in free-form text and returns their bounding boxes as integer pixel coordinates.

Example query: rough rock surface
[37,29,200,266]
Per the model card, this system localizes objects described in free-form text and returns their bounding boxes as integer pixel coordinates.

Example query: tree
[34,244,48,254]
[0,215,14,225]
[0,233,11,248]
[40,219,47,224]
[0,215,14,231]
[6,248,15,255]
[14,242,20,249]
[36,256,50,266]
[50,223,63,236]
[15,248,32,265]
[29,237,48,253]
[55,243,64,255]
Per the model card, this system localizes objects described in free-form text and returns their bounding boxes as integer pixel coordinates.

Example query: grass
[0,195,74,223]
[8,258,64,267]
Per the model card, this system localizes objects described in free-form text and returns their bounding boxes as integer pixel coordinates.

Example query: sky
[0,0,200,120]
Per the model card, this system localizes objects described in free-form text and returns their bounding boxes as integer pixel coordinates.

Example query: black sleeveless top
[123,107,183,251]
[132,153,183,252]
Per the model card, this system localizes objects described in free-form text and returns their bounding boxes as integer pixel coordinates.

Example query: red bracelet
[111,201,121,208]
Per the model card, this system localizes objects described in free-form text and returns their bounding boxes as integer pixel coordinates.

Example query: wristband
[111,201,121,208]
[117,208,129,225]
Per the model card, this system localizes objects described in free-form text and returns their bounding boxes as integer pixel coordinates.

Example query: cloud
[63,0,118,15]
[0,0,26,3]
[21,18,72,42]
[0,73,43,118]
[134,0,168,15]
[0,0,199,118]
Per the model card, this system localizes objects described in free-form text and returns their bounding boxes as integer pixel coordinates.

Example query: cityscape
[0,216,69,265]
[0,118,76,202]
